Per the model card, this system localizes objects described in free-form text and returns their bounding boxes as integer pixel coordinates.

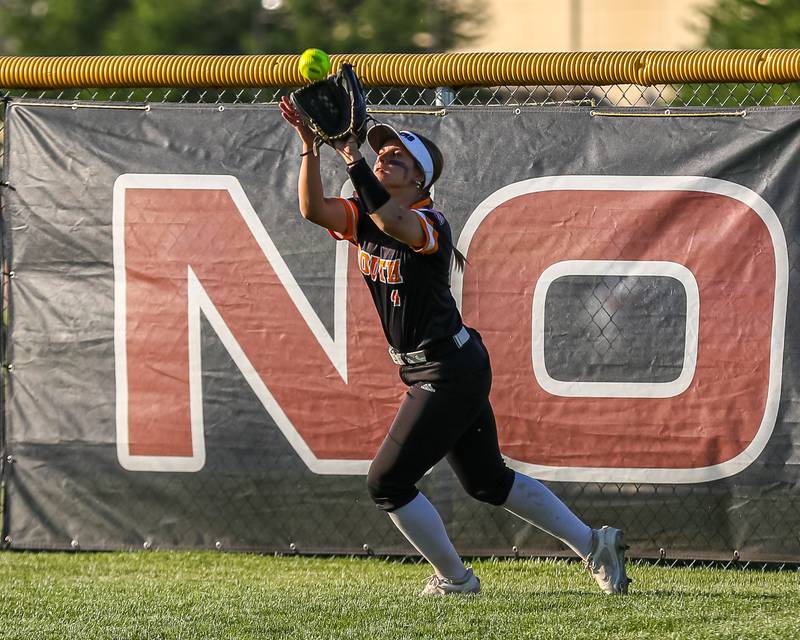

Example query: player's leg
[448,401,629,593]
[446,401,592,557]
[367,374,489,593]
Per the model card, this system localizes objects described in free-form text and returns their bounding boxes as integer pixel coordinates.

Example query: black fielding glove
[289,63,369,152]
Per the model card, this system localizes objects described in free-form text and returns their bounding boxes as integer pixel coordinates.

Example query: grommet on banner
[3,536,11,547]
[0,181,16,191]
[7,271,16,279]
[733,549,741,561]
[362,543,373,556]
[289,542,297,554]
[512,545,520,559]
[6,364,14,373]
[215,540,223,550]
[5,455,15,464]
[70,539,80,549]
[143,540,152,550]
[659,547,667,561]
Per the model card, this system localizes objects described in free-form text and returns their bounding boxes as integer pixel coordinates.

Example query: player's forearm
[297,146,327,221]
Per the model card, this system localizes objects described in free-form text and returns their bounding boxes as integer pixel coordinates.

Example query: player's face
[374,141,424,191]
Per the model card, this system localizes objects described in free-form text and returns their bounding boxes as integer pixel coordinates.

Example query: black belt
[388,327,471,365]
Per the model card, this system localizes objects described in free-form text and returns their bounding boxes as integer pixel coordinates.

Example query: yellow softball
[299,48,331,82]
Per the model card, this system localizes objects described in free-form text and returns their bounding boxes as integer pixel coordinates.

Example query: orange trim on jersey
[411,210,439,255]
[410,196,433,210]
[326,198,360,244]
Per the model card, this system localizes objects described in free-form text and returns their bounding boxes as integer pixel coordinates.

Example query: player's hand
[334,135,362,165]
[280,96,316,146]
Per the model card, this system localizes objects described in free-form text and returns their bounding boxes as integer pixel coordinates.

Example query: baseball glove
[289,63,369,153]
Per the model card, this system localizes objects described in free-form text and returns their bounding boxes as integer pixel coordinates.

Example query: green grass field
[1,551,798,640]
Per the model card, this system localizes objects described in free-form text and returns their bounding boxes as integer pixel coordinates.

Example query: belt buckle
[404,350,427,365]
[388,347,427,366]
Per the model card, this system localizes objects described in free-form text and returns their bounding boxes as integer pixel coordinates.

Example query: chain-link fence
[3,79,800,158]
[1,75,799,569]
[3,79,800,168]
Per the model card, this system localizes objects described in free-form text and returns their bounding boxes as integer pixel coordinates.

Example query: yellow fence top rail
[1,50,799,90]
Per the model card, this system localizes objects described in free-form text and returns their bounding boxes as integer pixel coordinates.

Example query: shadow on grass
[626,589,783,600]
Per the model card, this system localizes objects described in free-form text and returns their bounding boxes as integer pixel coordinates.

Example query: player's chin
[375,170,392,185]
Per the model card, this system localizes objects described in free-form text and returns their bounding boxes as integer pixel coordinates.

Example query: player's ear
[412,166,425,190]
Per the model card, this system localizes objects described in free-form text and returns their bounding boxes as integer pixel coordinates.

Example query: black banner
[2,99,799,561]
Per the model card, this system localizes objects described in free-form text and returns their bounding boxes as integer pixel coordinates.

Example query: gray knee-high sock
[388,492,467,580]
[503,472,593,558]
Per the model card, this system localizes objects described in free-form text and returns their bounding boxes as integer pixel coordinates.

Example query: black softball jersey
[329,195,463,353]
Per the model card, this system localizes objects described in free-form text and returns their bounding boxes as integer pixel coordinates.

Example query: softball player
[280,96,629,596]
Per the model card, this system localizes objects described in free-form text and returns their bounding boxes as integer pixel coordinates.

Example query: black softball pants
[367,329,516,512]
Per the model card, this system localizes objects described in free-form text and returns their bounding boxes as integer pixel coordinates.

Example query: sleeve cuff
[328,198,359,244]
[411,210,439,254]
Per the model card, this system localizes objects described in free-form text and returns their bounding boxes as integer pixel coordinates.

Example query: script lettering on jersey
[358,249,403,284]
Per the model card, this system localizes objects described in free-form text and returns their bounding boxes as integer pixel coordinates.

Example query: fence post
[435,86,455,107]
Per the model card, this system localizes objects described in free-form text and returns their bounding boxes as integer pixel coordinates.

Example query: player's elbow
[370,214,390,234]
[299,204,322,223]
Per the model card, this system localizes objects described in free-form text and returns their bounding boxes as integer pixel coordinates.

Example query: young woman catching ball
[280,96,630,596]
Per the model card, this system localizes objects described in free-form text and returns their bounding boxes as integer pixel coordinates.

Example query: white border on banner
[112,174,367,474]
[532,260,699,398]
[452,175,788,484]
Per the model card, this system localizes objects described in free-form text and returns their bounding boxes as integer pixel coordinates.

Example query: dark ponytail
[452,247,467,272]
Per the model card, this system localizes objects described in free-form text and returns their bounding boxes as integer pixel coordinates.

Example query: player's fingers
[279,105,300,125]
[279,96,297,115]
[279,102,301,124]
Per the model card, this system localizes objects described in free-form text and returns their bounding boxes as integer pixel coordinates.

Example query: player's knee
[366,463,417,512]
[464,484,507,506]
[461,467,516,506]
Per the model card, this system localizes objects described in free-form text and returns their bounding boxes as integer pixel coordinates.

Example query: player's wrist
[337,146,362,165]
[348,158,390,212]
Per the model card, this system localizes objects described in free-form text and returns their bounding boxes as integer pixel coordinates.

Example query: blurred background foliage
[0,0,484,55]
[682,0,800,106]
[700,0,800,49]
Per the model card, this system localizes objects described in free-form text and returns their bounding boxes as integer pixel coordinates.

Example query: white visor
[367,124,435,190]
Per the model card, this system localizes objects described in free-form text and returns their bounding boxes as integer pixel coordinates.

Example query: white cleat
[419,567,481,596]
[584,526,630,595]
